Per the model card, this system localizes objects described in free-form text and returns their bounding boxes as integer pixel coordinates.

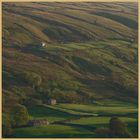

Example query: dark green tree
[22,71,42,88]
[109,117,132,138]
[2,114,13,137]
[11,104,29,127]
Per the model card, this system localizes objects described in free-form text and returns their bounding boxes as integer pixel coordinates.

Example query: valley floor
[12,102,138,138]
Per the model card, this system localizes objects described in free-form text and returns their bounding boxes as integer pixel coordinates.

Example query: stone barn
[28,119,49,126]
[48,99,56,105]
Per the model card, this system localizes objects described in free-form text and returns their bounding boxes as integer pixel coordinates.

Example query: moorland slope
[2,2,138,109]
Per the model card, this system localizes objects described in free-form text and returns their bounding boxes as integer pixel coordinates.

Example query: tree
[48,80,57,93]
[10,104,29,127]
[2,114,13,137]
[22,71,42,88]
[94,117,133,138]
[109,117,132,138]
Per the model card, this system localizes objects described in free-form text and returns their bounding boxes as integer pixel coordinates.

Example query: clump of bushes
[20,71,42,88]
[2,114,13,137]
[10,104,29,127]
[109,117,132,138]
[2,104,29,137]
[95,117,132,138]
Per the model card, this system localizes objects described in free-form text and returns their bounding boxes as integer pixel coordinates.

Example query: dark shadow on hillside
[11,133,96,138]
[53,122,96,132]
[27,105,78,119]
[93,12,138,30]
[72,56,112,76]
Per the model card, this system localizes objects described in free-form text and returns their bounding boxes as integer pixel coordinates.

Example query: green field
[13,125,95,138]
[55,103,137,115]
[11,103,138,138]
[27,105,78,122]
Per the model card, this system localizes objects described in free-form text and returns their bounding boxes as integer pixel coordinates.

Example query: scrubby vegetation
[95,117,132,138]
[10,104,29,127]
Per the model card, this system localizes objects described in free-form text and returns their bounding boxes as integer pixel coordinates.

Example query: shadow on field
[27,105,77,119]
[12,133,96,138]
[54,122,96,132]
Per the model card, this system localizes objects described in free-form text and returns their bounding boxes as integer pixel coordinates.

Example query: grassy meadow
[2,2,138,138]
[11,103,138,138]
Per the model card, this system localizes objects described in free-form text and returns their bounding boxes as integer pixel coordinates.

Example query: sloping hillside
[2,2,138,45]
[2,2,138,110]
